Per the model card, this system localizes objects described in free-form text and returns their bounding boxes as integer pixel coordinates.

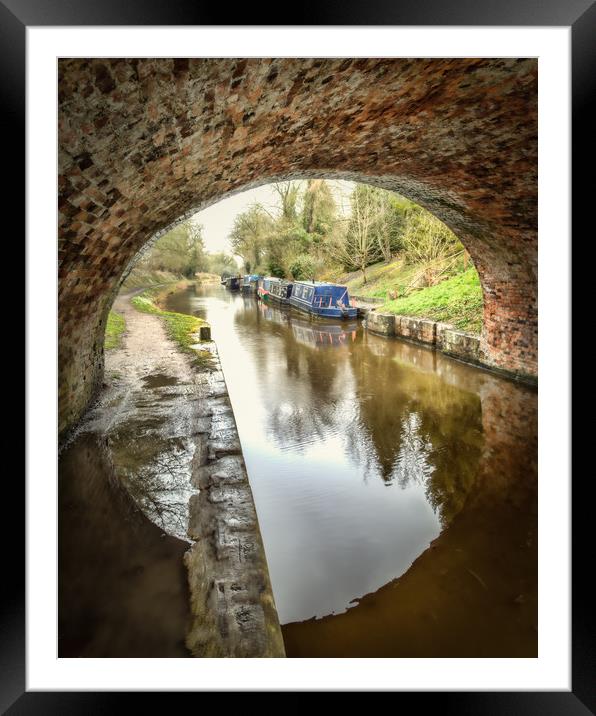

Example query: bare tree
[272,181,300,221]
[327,185,383,283]
[401,210,463,286]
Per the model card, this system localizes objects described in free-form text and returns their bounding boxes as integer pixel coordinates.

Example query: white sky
[190,180,354,258]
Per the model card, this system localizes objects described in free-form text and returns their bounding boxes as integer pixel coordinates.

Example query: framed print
[11,0,588,709]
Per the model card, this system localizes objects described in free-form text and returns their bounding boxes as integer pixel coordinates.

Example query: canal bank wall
[184,342,285,657]
[365,311,537,385]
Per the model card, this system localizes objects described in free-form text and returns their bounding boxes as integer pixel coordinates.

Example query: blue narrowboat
[241,274,260,294]
[288,281,358,320]
[268,280,293,305]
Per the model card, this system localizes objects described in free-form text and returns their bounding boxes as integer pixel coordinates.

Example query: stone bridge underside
[58,58,537,438]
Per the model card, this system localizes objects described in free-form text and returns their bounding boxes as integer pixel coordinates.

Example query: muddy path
[108,289,195,391]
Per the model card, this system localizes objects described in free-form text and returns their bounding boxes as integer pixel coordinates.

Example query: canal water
[165,283,538,657]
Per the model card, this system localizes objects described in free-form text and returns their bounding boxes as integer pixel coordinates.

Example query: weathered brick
[58,58,537,438]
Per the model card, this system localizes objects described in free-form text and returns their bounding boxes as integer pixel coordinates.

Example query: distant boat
[288,281,358,320]
[225,276,241,291]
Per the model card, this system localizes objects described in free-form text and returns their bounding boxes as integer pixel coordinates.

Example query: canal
[165,283,538,657]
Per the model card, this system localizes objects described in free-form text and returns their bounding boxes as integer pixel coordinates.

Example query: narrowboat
[288,281,358,320]
[241,274,260,294]
[256,276,280,303]
[225,276,240,291]
[268,280,294,305]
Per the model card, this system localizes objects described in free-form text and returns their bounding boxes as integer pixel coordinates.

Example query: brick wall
[58,58,537,438]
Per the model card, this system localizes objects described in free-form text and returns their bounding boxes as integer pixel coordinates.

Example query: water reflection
[164,284,537,653]
[233,297,484,528]
[164,286,537,642]
[283,376,537,657]
[59,434,190,657]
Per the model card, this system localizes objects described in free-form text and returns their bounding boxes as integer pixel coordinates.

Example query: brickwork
[58,58,537,437]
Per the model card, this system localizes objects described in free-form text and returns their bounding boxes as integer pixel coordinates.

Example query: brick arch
[59,57,537,438]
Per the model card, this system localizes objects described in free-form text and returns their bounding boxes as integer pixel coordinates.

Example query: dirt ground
[107,289,195,392]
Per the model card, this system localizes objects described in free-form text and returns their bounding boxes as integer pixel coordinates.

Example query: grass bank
[131,284,214,369]
[324,259,418,301]
[379,268,483,334]
[325,257,484,335]
[194,272,221,283]
[105,310,126,350]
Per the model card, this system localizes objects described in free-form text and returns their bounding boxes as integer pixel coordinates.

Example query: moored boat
[269,279,294,305]
[288,281,358,320]
[225,276,241,291]
[256,276,280,303]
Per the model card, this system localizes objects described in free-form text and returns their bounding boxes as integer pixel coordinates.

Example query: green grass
[105,310,126,350]
[324,255,484,334]
[347,260,419,300]
[379,267,484,334]
[131,286,214,369]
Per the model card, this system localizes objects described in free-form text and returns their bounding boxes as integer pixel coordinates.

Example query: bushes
[289,254,317,281]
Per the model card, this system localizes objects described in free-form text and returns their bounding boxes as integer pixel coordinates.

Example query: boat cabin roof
[294,281,349,293]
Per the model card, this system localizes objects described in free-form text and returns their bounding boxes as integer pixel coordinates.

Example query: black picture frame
[11,0,588,709]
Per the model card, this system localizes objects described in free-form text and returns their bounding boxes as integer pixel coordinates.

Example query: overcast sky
[190,180,354,257]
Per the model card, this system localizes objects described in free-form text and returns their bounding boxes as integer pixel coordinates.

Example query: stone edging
[365,312,536,385]
[184,342,286,657]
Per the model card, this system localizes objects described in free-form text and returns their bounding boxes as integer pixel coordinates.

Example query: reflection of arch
[59,434,190,656]
[58,58,537,437]
[282,374,537,657]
